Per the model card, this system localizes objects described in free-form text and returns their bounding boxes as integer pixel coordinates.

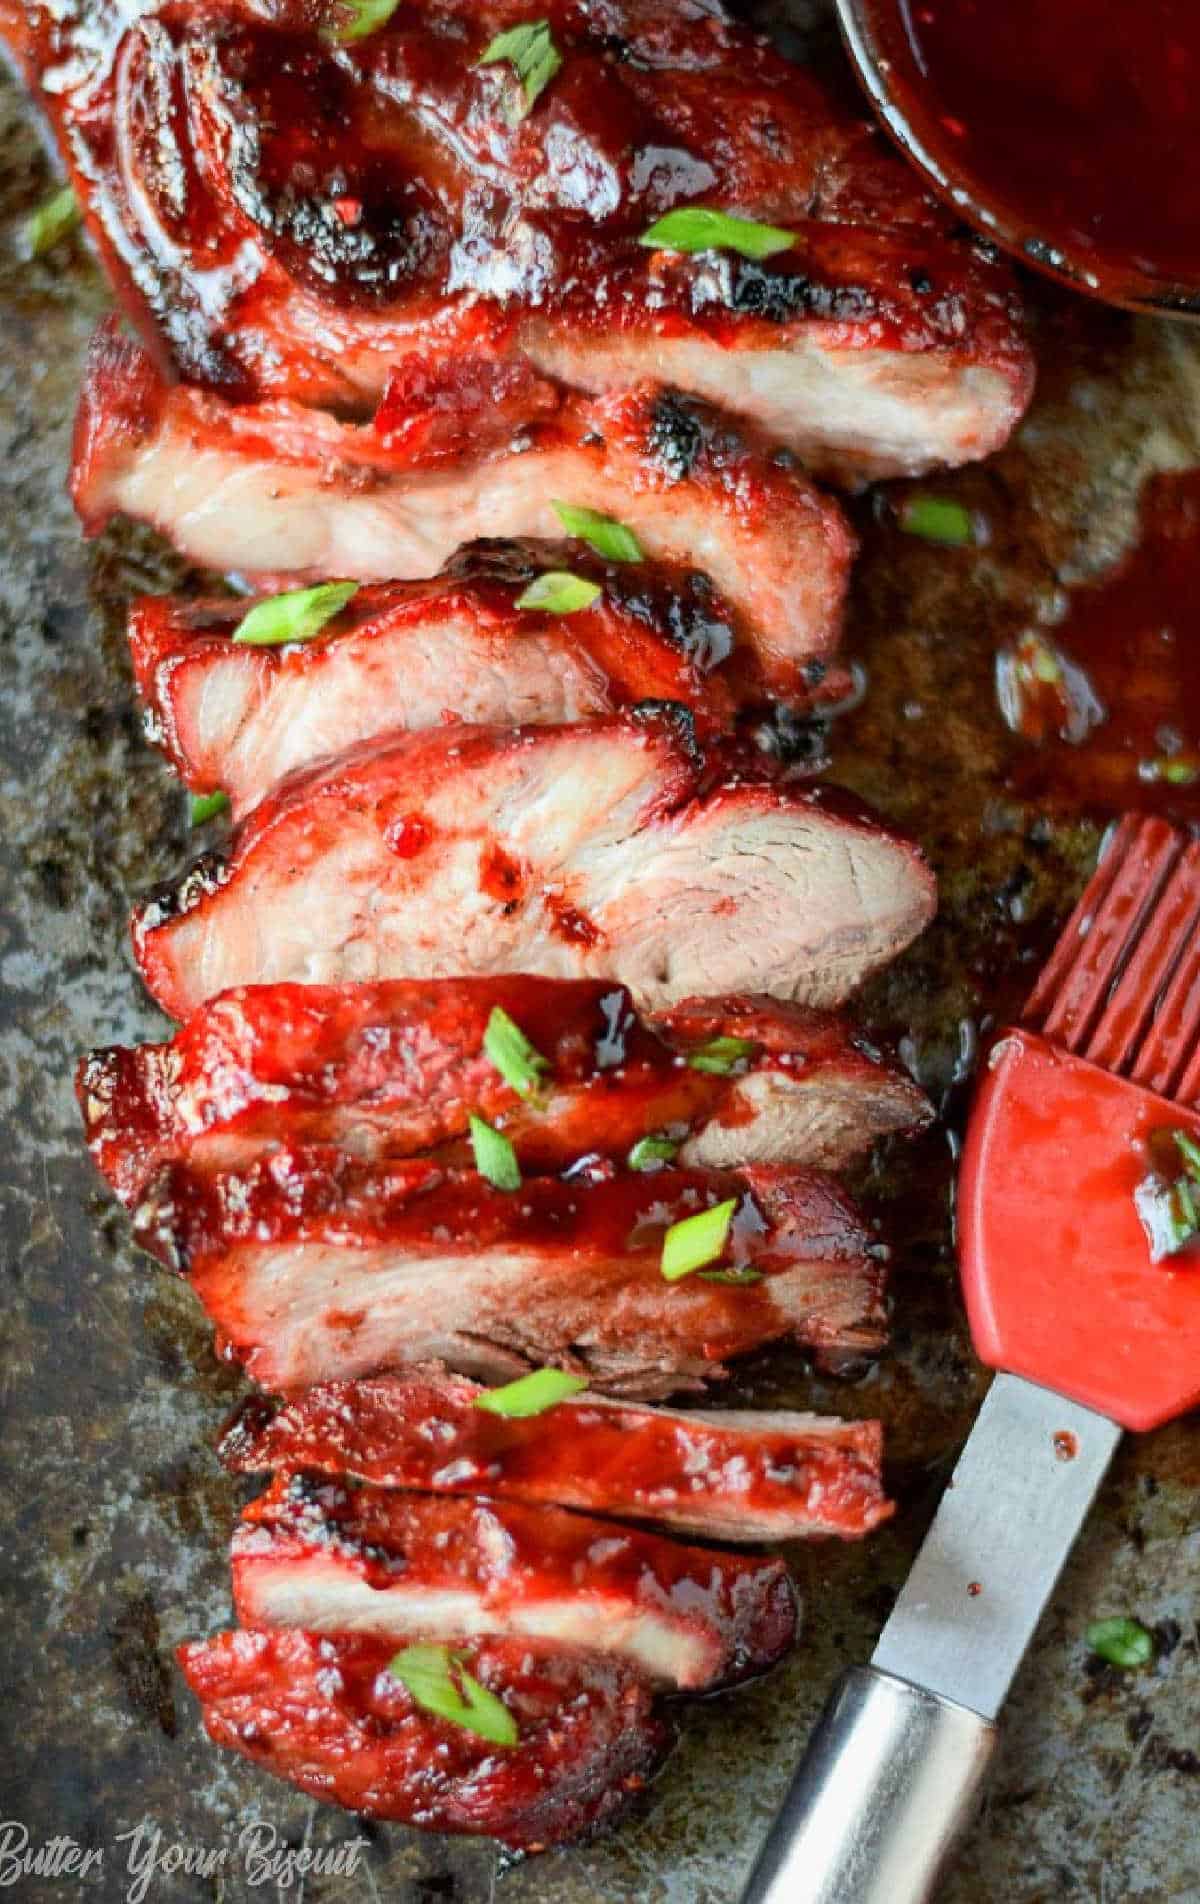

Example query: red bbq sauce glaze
[1005,470,1200,819]
[860,0,1200,300]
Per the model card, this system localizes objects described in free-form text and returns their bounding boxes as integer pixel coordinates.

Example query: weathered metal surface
[0,8,1198,1899]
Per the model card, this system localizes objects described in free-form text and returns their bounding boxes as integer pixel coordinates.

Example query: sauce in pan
[858,0,1200,299]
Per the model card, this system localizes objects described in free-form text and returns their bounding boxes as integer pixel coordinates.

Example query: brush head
[960,816,1200,1430]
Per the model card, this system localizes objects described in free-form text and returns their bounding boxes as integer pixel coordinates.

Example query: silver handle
[739,1666,998,1904]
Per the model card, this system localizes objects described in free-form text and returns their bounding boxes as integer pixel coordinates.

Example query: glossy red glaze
[126,539,810,815]
[857,0,1200,301]
[1008,471,1200,820]
[219,1370,894,1541]
[126,713,935,1023]
[959,1029,1200,1430]
[134,1150,886,1394]
[3,0,1031,443]
[178,1627,671,1849]
[79,978,928,1206]
[232,1474,797,1690]
[74,322,854,690]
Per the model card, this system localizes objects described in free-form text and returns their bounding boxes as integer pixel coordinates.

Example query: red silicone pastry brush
[742,814,1200,1904]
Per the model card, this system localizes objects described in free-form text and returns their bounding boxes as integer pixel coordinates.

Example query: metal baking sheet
[1,6,1198,1899]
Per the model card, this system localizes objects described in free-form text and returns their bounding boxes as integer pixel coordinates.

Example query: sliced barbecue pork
[10,0,1033,479]
[134,1151,887,1395]
[74,326,852,698]
[129,714,937,1019]
[128,543,851,815]
[178,1628,672,1849]
[220,1371,895,1542]
[232,1475,797,1690]
[79,978,931,1208]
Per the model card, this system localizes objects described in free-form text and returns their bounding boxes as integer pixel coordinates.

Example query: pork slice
[232,1475,797,1691]
[220,1370,894,1542]
[128,714,937,1020]
[13,0,1032,480]
[128,538,835,816]
[177,1628,672,1850]
[134,1151,888,1395]
[78,977,931,1207]
[74,324,853,699]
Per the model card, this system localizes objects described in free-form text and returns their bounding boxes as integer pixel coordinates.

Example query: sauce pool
[1003,469,1200,819]
[863,0,1200,296]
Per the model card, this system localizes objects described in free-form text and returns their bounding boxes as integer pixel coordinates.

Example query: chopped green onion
[477,18,562,121]
[1086,1617,1154,1670]
[325,0,400,41]
[389,1643,519,1744]
[189,789,230,826]
[483,1005,551,1101]
[661,1197,738,1282]
[639,207,796,260]
[22,185,81,259]
[1134,1170,1200,1260]
[697,1265,764,1286]
[552,502,643,563]
[232,581,359,648]
[1174,1130,1200,1180]
[686,1035,758,1076]
[469,1114,521,1192]
[898,497,975,546]
[474,1368,588,1418]
[515,571,601,614]
[627,1134,679,1172]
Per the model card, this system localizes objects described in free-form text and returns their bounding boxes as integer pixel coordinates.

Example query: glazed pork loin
[221,1369,895,1543]
[130,541,848,817]
[129,713,936,1020]
[73,326,853,701]
[133,1150,887,1395]
[178,1628,673,1850]
[78,978,930,1207]
[231,1474,796,1691]
[9,0,1033,480]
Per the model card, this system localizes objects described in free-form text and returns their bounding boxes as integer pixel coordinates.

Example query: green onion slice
[477,18,562,121]
[661,1197,738,1282]
[898,497,975,546]
[326,0,400,41]
[483,1005,551,1101]
[23,185,81,259]
[639,206,796,260]
[474,1368,588,1418]
[188,789,230,826]
[698,1265,764,1286]
[389,1643,519,1744]
[686,1035,758,1076]
[552,502,643,563]
[232,581,359,648]
[1085,1617,1154,1670]
[515,571,601,614]
[627,1134,679,1172]
[1174,1129,1200,1180]
[469,1114,521,1192]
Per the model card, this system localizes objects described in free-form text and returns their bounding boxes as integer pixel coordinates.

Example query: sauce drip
[866,0,1200,296]
[1004,470,1200,819]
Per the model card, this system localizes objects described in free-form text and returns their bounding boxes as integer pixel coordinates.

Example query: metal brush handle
[739,1668,998,1904]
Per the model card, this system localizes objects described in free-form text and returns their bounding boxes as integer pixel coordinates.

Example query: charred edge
[138,851,234,929]
[628,699,703,767]
[217,1393,280,1470]
[646,393,705,483]
[687,256,879,326]
[605,563,735,674]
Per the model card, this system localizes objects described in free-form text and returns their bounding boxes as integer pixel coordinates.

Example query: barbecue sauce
[862,0,1200,298]
[1005,470,1200,819]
